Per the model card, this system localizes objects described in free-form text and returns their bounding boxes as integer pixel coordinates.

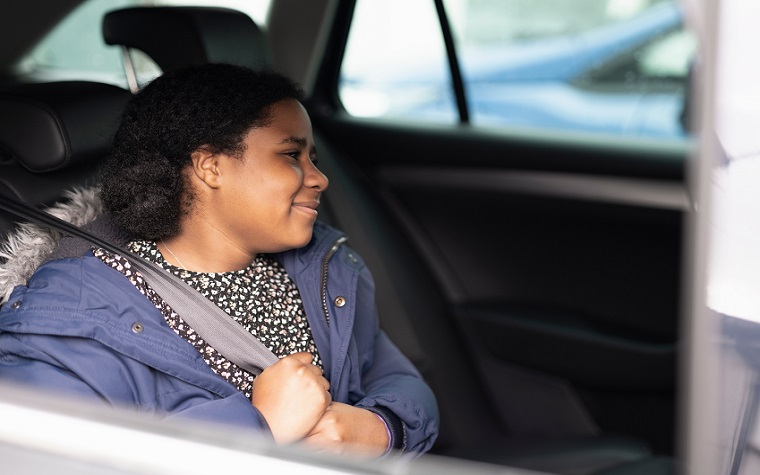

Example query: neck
[159,225,255,273]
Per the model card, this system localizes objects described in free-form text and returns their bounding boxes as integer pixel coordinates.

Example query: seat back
[103,6,270,82]
[0,81,131,240]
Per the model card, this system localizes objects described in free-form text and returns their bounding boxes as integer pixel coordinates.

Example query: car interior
[0,1,691,474]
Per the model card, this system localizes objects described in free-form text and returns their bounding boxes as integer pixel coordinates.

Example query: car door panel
[312,114,685,454]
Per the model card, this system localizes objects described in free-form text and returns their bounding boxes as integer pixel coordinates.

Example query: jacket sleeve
[0,331,122,405]
[356,330,440,454]
[0,321,271,435]
[163,392,272,435]
[349,265,440,455]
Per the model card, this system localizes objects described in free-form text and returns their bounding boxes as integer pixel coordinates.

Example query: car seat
[102,6,270,92]
[0,80,131,240]
[1,5,670,474]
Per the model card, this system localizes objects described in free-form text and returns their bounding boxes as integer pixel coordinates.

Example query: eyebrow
[279,136,317,154]
[279,136,307,146]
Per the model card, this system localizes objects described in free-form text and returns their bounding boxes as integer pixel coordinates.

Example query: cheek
[230,161,303,214]
[241,174,297,214]
[270,169,304,202]
[247,161,301,188]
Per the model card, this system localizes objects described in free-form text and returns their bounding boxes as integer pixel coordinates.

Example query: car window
[16,0,272,87]
[339,0,696,141]
[340,0,455,123]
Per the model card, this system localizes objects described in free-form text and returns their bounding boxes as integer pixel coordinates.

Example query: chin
[292,231,314,249]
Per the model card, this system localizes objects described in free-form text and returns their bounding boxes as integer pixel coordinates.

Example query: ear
[189,146,222,189]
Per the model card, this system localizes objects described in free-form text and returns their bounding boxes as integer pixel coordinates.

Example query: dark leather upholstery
[0,81,131,238]
[0,81,130,173]
[103,7,269,73]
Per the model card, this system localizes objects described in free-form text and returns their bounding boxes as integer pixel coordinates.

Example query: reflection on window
[339,0,696,141]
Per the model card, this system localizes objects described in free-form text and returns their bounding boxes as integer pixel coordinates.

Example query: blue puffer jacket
[0,220,439,453]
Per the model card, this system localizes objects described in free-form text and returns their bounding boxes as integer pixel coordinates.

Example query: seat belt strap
[0,194,279,376]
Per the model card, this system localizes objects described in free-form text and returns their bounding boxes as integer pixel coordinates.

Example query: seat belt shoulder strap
[0,194,279,375]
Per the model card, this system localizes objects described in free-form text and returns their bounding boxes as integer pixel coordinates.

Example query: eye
[284,150,300,160]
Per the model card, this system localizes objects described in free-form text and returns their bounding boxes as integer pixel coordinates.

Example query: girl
[0,63,438,457]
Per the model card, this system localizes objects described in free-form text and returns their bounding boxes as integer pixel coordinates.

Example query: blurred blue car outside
[340,1,693,140]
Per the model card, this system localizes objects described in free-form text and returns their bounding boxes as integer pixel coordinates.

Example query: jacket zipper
[320,236,348,325]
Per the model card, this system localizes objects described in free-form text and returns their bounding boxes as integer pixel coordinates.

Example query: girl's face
[210,98,328,256]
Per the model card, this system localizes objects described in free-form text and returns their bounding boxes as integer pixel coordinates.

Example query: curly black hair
[99,62,305,240]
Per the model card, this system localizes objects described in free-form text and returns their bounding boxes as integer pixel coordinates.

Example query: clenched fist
[251,352,331,443]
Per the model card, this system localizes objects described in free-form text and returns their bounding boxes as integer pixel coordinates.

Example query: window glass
[339,0,696,141]
[340,0,455,123]
[16,0,272,87]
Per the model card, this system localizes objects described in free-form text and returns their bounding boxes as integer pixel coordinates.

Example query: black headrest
[102,6,270,72]
[0,81,131,173]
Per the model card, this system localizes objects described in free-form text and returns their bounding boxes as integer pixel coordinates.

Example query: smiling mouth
[293,203,319,216]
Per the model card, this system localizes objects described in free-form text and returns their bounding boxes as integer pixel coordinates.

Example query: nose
[305,161,329,192]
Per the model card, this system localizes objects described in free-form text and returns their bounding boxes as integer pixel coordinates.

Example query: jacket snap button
[10,301,21,309]
[334,296,346,308]
[131,322,144,334]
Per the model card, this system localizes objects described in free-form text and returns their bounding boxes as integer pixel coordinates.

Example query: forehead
[264,99,311,130]
[240,99,310,147]
[242,99,313,148]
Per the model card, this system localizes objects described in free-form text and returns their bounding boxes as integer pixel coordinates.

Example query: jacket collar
[0,186,103,303]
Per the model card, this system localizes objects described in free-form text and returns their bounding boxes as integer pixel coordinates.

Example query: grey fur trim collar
[0,186,103,303]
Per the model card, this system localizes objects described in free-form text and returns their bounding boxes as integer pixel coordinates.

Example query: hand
[301,402,390,458]
[251,352,331,444]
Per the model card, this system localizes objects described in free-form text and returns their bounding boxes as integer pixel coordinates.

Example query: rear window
[16,0,272,87]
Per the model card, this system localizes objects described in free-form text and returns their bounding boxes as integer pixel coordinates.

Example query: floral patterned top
[93,240,322,399]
